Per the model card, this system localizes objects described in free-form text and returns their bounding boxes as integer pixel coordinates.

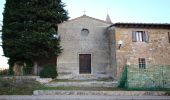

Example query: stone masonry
[57,15,113,79]
[108,23,170,80]
[57,15,170,82]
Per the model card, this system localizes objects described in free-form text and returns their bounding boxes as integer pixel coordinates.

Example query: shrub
[40,64,57,79]
[23,61,34,75]
[23,67,33,75]
[0,69,9,76]
[118,65,128,88]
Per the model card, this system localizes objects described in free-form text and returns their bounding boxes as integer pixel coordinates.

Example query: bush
[40,64,57,79]
[0,69,9,76]
[118,65,128,88]
[23,67,33,75]
[23,61,34,75]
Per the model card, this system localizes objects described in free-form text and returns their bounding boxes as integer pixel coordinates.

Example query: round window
[81,28,89,36]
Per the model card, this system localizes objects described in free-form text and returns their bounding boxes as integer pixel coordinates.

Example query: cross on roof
[83,9,86,15]
[107,8,108,14]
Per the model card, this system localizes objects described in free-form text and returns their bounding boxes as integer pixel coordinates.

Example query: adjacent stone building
[108,23,170,80]
[57,15,170,81]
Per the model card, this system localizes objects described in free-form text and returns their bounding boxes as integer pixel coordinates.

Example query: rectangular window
[168,32,170,43]
[132,31,149,42]
[138,58,146,69]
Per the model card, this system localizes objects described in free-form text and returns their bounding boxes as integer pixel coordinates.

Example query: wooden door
[79,54,91,74]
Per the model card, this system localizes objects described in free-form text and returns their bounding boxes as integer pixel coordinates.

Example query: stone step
[45,81,118,87]
[33,90,166,96]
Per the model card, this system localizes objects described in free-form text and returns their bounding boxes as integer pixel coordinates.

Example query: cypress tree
[2,0,69,74]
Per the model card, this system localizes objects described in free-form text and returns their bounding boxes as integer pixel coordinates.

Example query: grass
[165,91,170,95]
[0,77,122,95]
[51,78,114,82]
[51,79,85,82]
[126,87,170,91]
[0,87,36,95]
[0,77,170,95]
[0,77,42,95]
[38,86,124,91]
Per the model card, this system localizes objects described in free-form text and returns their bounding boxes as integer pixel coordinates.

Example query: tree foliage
[40,64,57,79]
[2,0,69,66]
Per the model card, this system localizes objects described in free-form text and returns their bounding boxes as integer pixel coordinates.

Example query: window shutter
[145,31,149,43]
[141,31,145,42]
[132,31,136,42]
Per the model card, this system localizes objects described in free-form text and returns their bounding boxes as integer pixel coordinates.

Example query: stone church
[56,14,170,80]
[57,15,113,79]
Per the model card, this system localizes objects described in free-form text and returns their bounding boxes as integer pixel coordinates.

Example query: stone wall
[110,27,170,80]
[107,27,117,78]
[57,15,112,79]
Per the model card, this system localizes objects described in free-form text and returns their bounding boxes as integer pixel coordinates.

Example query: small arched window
[81,28,89,36]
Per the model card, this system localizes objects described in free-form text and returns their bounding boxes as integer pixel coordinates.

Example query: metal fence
[119,65,170,89]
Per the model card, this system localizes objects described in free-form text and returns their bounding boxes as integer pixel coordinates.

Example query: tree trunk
[13,61,24,76]
[33,61,38,75]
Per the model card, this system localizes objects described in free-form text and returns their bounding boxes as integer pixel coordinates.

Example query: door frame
[78,53,92,74]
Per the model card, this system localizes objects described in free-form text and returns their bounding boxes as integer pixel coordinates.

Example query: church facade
[57,15,170,80]
[57,15,113,79]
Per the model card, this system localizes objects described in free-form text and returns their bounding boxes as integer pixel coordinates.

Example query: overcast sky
[0,0,170,68]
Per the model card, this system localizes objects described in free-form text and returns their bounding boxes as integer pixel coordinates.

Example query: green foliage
[118,65,128,88]
[0,77,125,95]
[23,60,34,75]
[165,91,170,96]
[0,69,9,76]
[127,87,168,91]
[8,66,14,75]
[0,77,14,87]
[40,64,57,79]
[7,59,34,75]
[0,77,42,95]
[37,86,124,91]
[2,0,69,66]
[23,67,33,75]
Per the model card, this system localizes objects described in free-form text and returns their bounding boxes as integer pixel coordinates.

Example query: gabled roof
[110,23,170,29]
[58,15,112,25]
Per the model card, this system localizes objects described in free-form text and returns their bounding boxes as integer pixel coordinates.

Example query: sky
[0,0,7,69]
[0,0,170,68]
